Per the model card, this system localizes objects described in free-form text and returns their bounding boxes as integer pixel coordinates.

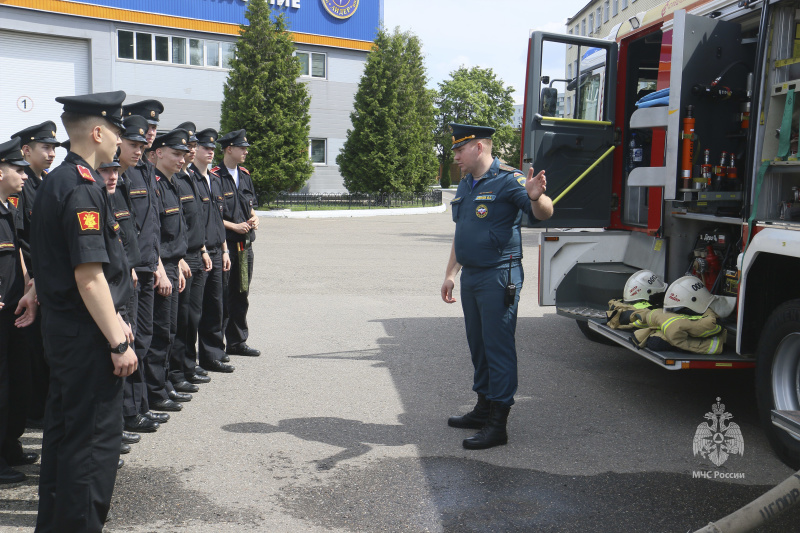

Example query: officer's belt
[462,260,521,271]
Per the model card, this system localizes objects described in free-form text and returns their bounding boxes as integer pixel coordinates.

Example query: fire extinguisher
[681,105,695,188]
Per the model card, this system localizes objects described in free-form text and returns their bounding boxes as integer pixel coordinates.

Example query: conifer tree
[220,1,312,202]
[337,28,438,194]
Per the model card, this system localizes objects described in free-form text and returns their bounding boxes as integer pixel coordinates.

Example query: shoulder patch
[8,196,18,209]
[239,166,250,175]
[77,165,95,183]
[210,166,220,173]
[209,169,220,177]
[76,209,101,233]
[517,176,527,186]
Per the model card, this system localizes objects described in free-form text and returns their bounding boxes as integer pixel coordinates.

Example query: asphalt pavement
[2,197,800,532]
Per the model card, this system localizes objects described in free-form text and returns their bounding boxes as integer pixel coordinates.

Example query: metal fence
[270,190,443,210]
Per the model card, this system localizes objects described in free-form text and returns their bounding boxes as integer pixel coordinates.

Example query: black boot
[462,402,510,450]
[448,393,491,429]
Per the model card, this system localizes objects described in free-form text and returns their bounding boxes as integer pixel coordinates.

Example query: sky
[383,0,593,104]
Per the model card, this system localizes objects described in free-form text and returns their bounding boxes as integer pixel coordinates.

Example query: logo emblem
[8,197,18,209]
[476,204,488,218]
[77,165,95,182]
[321,0,359,19]
[150,110,156,117]
[77,210,101,232]
[139,128,144,135]
[693,397,744,467]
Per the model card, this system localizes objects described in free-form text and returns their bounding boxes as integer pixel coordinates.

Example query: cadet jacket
[213,164,257,244]
[451,158,537,269]
[124,159,161,271]
[174,168,205,253]
[154,169,188,261]
[111,179,141,269]
[606,299,656,330]
[7,166,41,274]
[628,308,726,355]
[0,200,23,308]
[190,164,225,250]
[30,152,132,317]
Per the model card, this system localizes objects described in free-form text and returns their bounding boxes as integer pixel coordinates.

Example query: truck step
[771,410,800,440]
[557,306,607,319]
[586,319,755,370]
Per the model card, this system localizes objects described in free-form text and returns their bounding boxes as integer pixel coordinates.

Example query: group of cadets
[0,90,260,530]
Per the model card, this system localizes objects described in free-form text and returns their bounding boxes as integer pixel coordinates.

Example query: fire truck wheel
[756,299,800,469]
[576,320,617,346]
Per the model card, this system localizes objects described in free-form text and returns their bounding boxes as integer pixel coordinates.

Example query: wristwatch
[109,340,129,354]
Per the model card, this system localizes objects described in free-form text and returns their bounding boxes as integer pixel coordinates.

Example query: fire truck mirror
[541,87,558,117]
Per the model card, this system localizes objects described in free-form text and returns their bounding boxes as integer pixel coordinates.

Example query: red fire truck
[523,0,800,467]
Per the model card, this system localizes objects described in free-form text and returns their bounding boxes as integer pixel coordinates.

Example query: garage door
[0,30,90,166]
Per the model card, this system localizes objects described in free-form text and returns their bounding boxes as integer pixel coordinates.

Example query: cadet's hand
[132,268,138,289]
[233,221,251,235]
[202,252,212,272]
[153,267,161,288]
[112,346,138,377]
[0,302,4,311]
[178,270,186,293]
[156,271,172,296]
[179,259,191,279]
[222,252,231,272]
[247,215,259,231]
[441,279,457,304]
[118,313,134,344]
[526,168,547,201]
[14,289,38,328]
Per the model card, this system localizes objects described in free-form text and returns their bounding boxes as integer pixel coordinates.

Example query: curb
[255,203,447,219]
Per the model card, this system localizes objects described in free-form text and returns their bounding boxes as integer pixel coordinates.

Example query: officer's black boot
[462,402,510,450]
[448,393,490,429]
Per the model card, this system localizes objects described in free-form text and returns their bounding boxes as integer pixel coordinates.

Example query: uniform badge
[8,196,18,209]
[516,176,526,186]
[476,204,488,218]
[0,242,14,251]
[77,210,101,233]
[115,210,130,219]
[77,165,95,182]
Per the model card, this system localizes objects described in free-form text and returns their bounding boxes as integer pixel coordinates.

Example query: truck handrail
[552,145,616,205]
[533,113,613,127]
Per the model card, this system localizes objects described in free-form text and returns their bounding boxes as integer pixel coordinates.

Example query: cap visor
[123,134,147,143]
[6,159,30,167]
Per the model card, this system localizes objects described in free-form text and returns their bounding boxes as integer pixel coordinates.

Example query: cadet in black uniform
[119,108,167,433]
[170,122,208,390]
[214,129,260,357]
[194,129,235,374]
[9,121,60,422]
[31,91,137,532]
[442,124,553,450]
[147,130,190,412]
[0,139,38,483]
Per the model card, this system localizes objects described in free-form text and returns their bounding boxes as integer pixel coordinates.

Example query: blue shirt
[451,158,536,269]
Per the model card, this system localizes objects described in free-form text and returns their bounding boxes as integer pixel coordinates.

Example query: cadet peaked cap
[56,90,126,129]
[195,128,218,148]
[176,122,198,143]
[61,140,71,152]
[152,129,190,152]
[121,115,148,143]
[12,120,61,146]
[98,158,121,169]
[122,99,164,125]
[218,129,250,148]
[450,123,495,150]
[0,138,31,167]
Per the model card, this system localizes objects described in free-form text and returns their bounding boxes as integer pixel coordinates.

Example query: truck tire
[576,319,617,346]
[756,299,800,469]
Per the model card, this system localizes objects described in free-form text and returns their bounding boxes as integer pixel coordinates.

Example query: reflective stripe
[706,336,720,354]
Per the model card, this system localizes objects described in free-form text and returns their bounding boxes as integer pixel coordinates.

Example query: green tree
[337,28,438,194]
[220,1,313,202]
[439,164,451,189]
[435,67,518,175]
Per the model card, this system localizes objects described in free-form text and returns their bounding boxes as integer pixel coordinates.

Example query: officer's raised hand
[526,168,547,201]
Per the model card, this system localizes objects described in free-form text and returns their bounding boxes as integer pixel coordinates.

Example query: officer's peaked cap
[121,115,149,143]
[195,128,218,148]
[122,99,164,125]
[152,129,190,152]
[218,129,250,148]
[450,123,495,150]
[11,121,61,147]
[0,138,31,167]
[56,90,126,129]
[175,122,198,143]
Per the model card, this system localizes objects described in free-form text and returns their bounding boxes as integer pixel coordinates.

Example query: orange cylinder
[681,105,695,188]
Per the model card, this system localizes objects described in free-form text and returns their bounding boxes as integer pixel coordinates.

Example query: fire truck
[522,0,800,467]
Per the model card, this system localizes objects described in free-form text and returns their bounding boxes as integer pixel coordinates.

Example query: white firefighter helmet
[664,276,714,314]
[623,269,668,303]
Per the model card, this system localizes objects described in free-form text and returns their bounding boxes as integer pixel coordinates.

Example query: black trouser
[145,260,179,404]
[199,248,225,365]
[125,270,152,417]
[224,243,254,348]
[36,310,122,533]
[0,307,30,464]
[23,312,48,420]
[170,251,206,383]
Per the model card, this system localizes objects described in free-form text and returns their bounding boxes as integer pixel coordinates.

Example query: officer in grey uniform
[441,123,553,450]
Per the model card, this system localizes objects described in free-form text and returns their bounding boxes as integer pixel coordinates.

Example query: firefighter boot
[462,402,510,450]
[448,393,491,429]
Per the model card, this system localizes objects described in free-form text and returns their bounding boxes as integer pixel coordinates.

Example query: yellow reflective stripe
[633,301,652,309]
[538,116,613,126]
[660,316,682,333]
[633,319,647,328]
[696,325,722,338]
[706,336,720,354]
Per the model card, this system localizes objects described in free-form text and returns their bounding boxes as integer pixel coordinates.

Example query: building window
[622,0,628,9]
[613,0,619,16]
[206,41,220,67]
[118,30,134,59]
[604,1,610,22]
[135,32,152,61]
[567,63,572,78]
[296,51,326,78]
[596,8,602,31]
[172,37,186,64]
[222,42,236,69]
[568,27,573,48]
[189,39,204,66]
[309,139,326,164]
[588,13,594,35]
[155,35,170,62]
[581,18,586,36]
